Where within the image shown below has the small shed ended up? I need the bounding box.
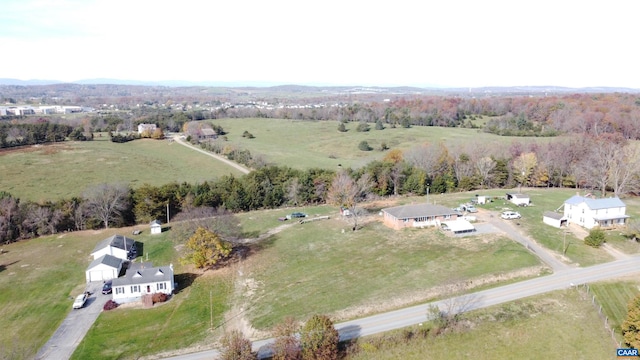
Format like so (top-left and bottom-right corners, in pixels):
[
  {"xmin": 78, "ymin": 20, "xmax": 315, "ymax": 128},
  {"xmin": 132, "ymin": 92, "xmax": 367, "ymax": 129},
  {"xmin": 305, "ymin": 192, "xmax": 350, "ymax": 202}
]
[
  {"xmin": 506, "ymin": 193, "xmax": 530, "ymax": 206},
  {"xmin": 441, "ymin": 219, "xmax": 476, "ymax": 234},
  {"xmin": 150, "ymin": 220, "xmax": 162, "ymax": 235},
  {"xmin": 543, "ymin": 211, "xmax": 567, "ymax": 228}
]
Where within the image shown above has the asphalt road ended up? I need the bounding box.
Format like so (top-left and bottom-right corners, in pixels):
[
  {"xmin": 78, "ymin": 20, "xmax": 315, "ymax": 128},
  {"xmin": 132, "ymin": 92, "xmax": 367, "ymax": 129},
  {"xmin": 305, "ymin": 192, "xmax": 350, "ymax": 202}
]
[
  {"xmin": 35, "ymin": 282, "xmax": 109, "ymax": 360},
  {"xmin": 163, "ymin": 256, "xmax": 640, "ymax": 360}
]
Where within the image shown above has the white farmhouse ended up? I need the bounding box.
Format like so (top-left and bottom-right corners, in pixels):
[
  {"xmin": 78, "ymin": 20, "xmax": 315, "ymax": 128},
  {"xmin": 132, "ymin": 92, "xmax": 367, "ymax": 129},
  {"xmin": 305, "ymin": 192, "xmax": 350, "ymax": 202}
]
[
  {"xmin": 111, "ymin": 263, "xmax": 175, "ymax": 303},
  {"xmin": 563, "ymin": 195, "xmax": 629, "ymax": 229}
]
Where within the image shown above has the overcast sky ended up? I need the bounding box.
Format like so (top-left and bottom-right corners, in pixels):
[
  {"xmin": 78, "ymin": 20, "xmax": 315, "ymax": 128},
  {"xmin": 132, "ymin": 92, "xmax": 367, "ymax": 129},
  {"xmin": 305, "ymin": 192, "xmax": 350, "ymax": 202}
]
[{"xmin": 1, "ymin": 0, "xmax": 638, "ymax": 88}]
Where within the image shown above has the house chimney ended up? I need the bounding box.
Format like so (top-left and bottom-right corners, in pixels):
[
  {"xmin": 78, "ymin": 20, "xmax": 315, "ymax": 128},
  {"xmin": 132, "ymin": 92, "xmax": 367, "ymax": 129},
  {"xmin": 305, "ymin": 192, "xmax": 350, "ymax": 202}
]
[{"xmin": 170, "ymin": 263, "xmax": 173, "ymax": 271}]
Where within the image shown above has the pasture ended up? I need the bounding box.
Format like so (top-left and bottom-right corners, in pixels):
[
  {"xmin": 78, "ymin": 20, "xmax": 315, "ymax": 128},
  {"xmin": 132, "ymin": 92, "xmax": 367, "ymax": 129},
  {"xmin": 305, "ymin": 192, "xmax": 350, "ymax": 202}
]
[
  {"xmin": 0, "ymin": 137, "xmax": 244, "ymax": 202},
  {"xmin": 239, "ymin": 217, "xmax": 542, "ymax": 330},
  {"xmin": 208, "ymin": 118, "xmax": 555, "ymax": 170},
  {"xmin": 347, "ymin": 289, "xmax": 615, "ymax": 360},
  {"xmin": 2, "ymin": 187, "xmax": 639, "ymax": 359}
]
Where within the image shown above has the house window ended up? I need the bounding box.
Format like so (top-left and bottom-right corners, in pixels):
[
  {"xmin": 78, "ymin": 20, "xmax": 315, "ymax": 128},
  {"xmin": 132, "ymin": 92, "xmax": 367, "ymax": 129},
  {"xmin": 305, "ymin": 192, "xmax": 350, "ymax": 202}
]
[
  {"xmin": 157, "ymin": 283, "xmax": 166, "ymax": 291},
  {"xmin": 115, "ymin": 287, "xmax": 124, "ymax": 295},
  {"xmin": 131, "ymin": 285, "xmax": 140, "ymax": 293}
]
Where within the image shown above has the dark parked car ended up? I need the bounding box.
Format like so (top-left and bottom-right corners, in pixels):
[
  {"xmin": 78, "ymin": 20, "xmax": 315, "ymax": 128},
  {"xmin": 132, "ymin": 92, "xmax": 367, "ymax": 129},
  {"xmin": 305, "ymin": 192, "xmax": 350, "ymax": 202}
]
[
  {"xmin": 102, "ymin": 280, "xmax": 113, "ymax": 295},
  {"xmin": 286, "ymin": 212, "xmax": 308, "ymax": 220}
]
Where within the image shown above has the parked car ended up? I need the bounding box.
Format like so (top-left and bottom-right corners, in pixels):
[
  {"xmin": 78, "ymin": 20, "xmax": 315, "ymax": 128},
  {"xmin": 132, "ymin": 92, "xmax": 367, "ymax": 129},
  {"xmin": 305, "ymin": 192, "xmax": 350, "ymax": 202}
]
[
  {"xmin": 452, "ymin": 207, "xmax": 463, "ymax": 216},
  {"xmin": 286, "ymin": 212, "xmax": 308, "ymax": 220},
  {"xmin": 102, "ymin": 280, "xmax": 112, "ymax": 295},
  {"xmin": 73, "ymin": 293, "xmax": 88, "ymax": 309},
  {"xmin": 501, "ymin": 211, "xmax": 522, "ymax": 220},
  {"xmin": 460, "ymin": 204, "xmax": 478, "ymax": 213}
]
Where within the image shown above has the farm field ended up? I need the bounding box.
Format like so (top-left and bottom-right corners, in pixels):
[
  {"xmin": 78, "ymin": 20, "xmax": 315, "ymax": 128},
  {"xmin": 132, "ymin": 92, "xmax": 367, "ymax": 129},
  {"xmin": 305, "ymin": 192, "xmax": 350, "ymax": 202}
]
[
  {"xmin": 589, "ymin": 281, "xmax": 640, "ymax": 342},
  {"xmin": 0, "ymin": 137, "xmax": 244, "ymax": 202},
  {"xmin": 3, "ymin": 188, "xmax": 639, "ymax": 359},
  {"xmin": 347, "ymin": 289, "xmax": 615, "ymax": 360},
  {"xmin": 240, "ymin": 218, "xmax": 542, "ymax": 330},
  {"xmin": 208, "ymin": 118, "xmax": 557, "ymax": 170}
]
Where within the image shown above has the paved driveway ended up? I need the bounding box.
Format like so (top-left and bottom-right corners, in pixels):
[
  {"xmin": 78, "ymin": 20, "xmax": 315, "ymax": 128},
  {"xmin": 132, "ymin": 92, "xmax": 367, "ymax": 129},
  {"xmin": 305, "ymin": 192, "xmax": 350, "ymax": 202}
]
[{"xmin": 35, "ymin": 282, "xmax": 110, "ymax": 360}]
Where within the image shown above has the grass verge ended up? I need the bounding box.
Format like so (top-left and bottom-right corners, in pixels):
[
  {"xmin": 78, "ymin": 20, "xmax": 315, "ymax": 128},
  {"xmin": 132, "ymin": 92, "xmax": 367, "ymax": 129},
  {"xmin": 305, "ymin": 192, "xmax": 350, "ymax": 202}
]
[{"xmin": 347, "ymin": 289, "xmax": 615, "ymax": 359}]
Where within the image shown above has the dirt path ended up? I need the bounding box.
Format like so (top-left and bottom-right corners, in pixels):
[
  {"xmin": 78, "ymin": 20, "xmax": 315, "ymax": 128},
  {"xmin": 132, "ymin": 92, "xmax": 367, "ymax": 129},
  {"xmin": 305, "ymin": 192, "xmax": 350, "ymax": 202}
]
[{"xmin": 172, "ymin": 136, "xmax": 250, "ymax": 175}]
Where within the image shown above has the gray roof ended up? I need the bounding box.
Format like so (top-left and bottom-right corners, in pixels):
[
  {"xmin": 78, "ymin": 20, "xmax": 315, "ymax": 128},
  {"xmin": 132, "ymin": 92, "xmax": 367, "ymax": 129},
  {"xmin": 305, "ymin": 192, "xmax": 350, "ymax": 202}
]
[
  {"xmin": 112, "ymin": 264, "xmax": 174, "ymax": 287},
  {"xmin": 565, "ymin": 195, "xmax": 626, "ymax": 210},
  {"xmin": 507, "ymin": 193, "xmax": 530, "ymax": 199},
  {"xmin": 543, "ymin": 211, "xmax": 564, "ymax": 220},
  {"xmin": 383, "ymin": 203, "xmax": 457, "ymax": 219},
  {"xmin": 150, "ymin": 220, "xmax": 162, "ymax": 226},
  {"xmin": 87, "ymin": 254, "xmax": 123, "ymax": 270},
  {"xmin": 91, "ymin": 234, "xmax": 135, "ymax": 254}
]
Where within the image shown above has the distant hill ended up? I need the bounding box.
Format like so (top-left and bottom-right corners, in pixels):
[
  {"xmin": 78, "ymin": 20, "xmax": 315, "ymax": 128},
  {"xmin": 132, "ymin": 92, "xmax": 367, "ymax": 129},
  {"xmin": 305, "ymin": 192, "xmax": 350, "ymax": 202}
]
[{"xmin": 0, "ymin": 78, "xmax": 637, "ymax": 93}]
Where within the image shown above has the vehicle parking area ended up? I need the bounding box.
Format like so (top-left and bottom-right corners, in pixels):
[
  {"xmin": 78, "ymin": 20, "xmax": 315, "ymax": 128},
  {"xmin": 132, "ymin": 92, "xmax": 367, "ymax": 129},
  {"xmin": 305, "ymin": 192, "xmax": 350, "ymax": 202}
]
[{"xmin": 35, "ymin": 281, "xmax": 110, "ymax": 360}]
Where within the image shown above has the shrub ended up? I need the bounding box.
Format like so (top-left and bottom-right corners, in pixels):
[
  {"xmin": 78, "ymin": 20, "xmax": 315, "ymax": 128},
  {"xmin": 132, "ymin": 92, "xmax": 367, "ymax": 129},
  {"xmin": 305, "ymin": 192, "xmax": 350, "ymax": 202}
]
[
  {"xmin": 103, "ymin": 300, "xmax": 119, "ymax": 311},
  {"xmin": 337, "ymin": 123, "xmax": 347, "ymax": 132},
  {"xmin": 356, "ymin": 122, "xmax": 370, "ymax": 132},
  {"xmin": 152, "ymin": 292, "xmax": 169, "ymax": 304},
  {"xmin": 358, "ymin": 141, "xmax": 372, "ymax": 151},
  {"xmin": 584, "ymin": 228, "xmax": 605, "ymax": 247}
]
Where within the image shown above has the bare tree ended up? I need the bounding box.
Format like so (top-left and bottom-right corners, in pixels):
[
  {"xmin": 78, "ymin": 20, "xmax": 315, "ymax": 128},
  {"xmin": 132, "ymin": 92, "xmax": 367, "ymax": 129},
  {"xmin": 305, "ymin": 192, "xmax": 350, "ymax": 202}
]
[
  {"xmin": 609, "ymin": 144, "xmax": 640, "ymax": 197},
  {"xmin": 83, "ymin": 183, "xmax": 130, "ymax": 229},
  {"xmin": 286, "ymin": 178, "xmax": 302, "ymax": 207},
  {"xmin": 219, "ymin": 330, "xmax": 255, "ymax": 360},
  {"xmin": 326, "ymin": 170, "xmax": 372, "ymax": 231},
  {"xmin": 271, "ymin": 317, "xmax": 301, "ymax": 360},
  {"xmin": 475, "ymin": 156, "xmax": 496, "ymax": 188}
]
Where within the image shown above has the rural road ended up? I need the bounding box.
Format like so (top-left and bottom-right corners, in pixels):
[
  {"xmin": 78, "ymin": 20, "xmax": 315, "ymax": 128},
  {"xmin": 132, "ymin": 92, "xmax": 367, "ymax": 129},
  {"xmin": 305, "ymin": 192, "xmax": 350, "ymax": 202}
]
[
  {"xmin": 163, "ymin": 255, "xmax": 640, "ymax": 360},
  {"xmin": 35, "ymin": 282, "xmax": 109, "ymax": 360},
  {"xmin": 172, "ymin": 135, "xmax": 250, "ymax": 175}
]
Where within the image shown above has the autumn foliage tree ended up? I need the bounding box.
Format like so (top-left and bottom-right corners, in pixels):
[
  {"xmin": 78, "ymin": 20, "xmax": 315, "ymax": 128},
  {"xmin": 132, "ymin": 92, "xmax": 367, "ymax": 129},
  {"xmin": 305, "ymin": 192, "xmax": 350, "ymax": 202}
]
[
  {"xmin": 300, "ymin": 315, "xmax": 339, "ymax": 360},
  {"xmin": 182, "ymin": 227, "xmax": 232, "ymax": 268},
  {"xmin": 272, "ymin": 317, "xmax": 302, "ymax": 360},
  {"xmin": 622, "ymin": 294, "xmax": 640, "ymax": 349},
  {"xmin": 219, "ymin": 330, "xmax": 255, "ymax": 360}
]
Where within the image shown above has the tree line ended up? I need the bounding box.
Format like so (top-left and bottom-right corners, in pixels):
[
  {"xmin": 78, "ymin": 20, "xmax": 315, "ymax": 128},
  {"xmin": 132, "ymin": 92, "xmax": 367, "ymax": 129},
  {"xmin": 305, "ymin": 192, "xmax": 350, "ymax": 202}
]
[
  {"xmin": 0, "ymin": 120, "xmax": 72, "ymax": 148},
  {"xmin": 2, "ymin": 131, "xmax": 639, "ymax": 244}
]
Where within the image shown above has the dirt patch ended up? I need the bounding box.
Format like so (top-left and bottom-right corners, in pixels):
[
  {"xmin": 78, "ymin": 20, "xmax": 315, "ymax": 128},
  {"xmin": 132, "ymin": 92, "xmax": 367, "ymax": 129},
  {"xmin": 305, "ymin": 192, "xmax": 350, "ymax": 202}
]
[{"xmin": 222, "ymin": 263, "xmax": 270, "ymax": 341}]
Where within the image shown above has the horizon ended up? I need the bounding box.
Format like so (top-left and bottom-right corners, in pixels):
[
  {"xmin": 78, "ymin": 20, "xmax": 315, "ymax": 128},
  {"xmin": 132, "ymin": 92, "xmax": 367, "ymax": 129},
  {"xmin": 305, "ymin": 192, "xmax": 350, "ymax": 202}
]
[
  {"xmin": 2, "ymin": 77, "xmax": 639, "ymax": 91},
  {"xmin": 2, "ymin": 0, "xmax": 639, "ymax": 89}
]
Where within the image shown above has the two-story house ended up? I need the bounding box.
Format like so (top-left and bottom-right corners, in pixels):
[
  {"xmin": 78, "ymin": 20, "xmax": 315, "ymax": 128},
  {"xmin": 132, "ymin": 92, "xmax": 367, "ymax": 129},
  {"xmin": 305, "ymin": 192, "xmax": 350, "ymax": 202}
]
[{"xmin": 563, "ymin": 195, "xmax": 629, "ymax": 229}]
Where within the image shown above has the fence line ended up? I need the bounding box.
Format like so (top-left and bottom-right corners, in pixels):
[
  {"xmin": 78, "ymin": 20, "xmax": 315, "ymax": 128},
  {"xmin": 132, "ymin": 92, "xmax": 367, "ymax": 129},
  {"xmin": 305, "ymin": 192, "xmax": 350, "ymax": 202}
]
[{"xmin": 581, "ymin": 283, "xmax": 621, "ymax": 348}]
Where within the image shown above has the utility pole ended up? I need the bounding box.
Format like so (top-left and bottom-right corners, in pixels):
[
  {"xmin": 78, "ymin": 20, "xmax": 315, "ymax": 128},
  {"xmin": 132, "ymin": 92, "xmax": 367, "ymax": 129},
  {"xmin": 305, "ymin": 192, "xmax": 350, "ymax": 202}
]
[
  {"xmin": 166, "ymin": 203, "xmax": 170, "ymax": 223},
  {"xmin": 563, "ymin": 231, "xmax": 568, "ymax": 255}
]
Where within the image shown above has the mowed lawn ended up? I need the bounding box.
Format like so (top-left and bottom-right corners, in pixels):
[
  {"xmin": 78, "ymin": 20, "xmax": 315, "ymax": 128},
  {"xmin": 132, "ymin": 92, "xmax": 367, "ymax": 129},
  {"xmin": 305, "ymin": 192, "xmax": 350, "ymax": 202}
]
[
  {"xmin": 432, "ymin": 188, "xmax": 624, "ymax": 266},
  {"xmin": 0, "ymin": 227, "xmax": 231, "ymax": 360},
  {"xmin": 209, "ymin": 118, "xmax": 554, "ymax": 170},
  {"xmin": 347, "ymin": 289, "xmax": 615, "ymax": 360},
  {"xmin": 242, "ymin": 218, "xmax": 542, "ymax": 330},
  {"xmin": 0, "ymin": 137, "xmax": 244, "ymax": 202}
]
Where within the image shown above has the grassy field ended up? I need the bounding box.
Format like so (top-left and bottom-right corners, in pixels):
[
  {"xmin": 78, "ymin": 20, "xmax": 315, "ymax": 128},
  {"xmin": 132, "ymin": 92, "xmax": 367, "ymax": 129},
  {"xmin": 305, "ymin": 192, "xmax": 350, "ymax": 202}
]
[
  {"xmin": 347, "ymin": 289, "xmax": 615, "ymax": 360},
  {"xmin": 241, "ymin": 217, "xmax": 542, "ymax": 330},
  {"xmin": 209, "ymin": 118, "xmax": 555, "ymax": 170},
  {"xmin": 590, "ymin": 281, "xmax": 640, "ymax": 339},
  {"xmin": 462, "ymin": 187, "xmax": 618, "ymax": 266},
  {"xmin": 2, "ymin": 189, "xmax": 637, "ymax": 359},
  {"xmin": 0, "ymin": 226, "xmax": 231, "ymax": 360},
  {"xmin": 0, "ymin": 137, "xmax": 244, "ymax": 202}
]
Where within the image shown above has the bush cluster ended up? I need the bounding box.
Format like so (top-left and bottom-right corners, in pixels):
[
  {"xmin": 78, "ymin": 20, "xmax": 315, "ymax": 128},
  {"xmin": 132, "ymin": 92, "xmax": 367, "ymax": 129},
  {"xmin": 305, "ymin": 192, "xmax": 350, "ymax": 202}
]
[
  {"xmin": 103, "ymin": 300, "xmax": 119, "ymax": 311},
  {"xmin": 152, "ymin": 293, "xmax": 169, "ymax": 304}
]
